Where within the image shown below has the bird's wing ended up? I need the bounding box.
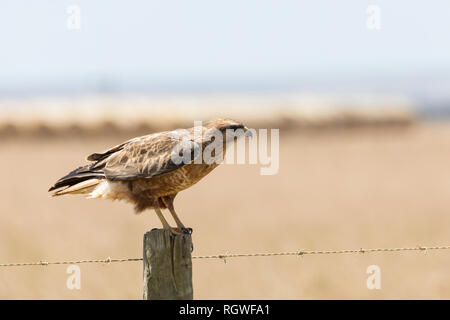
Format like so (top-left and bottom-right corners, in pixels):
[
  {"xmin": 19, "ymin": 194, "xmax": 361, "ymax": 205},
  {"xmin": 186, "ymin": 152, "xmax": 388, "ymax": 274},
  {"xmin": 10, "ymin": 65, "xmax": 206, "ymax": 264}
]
[{"xmin": 88, "ymin": 131, "xmax": 201, "ymax": 181}]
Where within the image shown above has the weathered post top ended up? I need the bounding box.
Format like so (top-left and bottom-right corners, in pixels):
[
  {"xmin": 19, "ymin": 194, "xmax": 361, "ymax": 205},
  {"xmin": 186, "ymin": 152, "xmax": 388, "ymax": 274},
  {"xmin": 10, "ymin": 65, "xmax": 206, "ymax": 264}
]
[{"xmin": 143, "ymin": 229, "xmax": 193, "ymax": 300}]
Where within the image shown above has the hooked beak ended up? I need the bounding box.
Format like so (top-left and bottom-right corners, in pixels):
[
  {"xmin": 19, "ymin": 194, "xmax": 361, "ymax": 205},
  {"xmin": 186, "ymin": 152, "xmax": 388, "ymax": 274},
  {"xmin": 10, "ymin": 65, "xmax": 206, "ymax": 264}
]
[{"xmin": 244, "ymin": 126, "xmax": 253, "ymax": 138}]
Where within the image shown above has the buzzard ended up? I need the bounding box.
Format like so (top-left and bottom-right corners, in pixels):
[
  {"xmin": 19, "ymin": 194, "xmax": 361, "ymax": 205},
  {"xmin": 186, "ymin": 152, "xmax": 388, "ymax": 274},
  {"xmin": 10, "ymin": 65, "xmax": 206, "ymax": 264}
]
[{"xmin": 49, "ymin": 118, "xmax": 251, "ymax": 234}]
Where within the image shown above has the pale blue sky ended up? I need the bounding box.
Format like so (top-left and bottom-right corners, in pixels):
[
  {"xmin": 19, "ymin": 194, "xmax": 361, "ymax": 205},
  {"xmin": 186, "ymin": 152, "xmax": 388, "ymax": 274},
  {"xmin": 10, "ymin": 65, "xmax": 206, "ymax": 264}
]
[{"xmin": 1, "ymin": 0, "xmax": 450, "ymax": 95}]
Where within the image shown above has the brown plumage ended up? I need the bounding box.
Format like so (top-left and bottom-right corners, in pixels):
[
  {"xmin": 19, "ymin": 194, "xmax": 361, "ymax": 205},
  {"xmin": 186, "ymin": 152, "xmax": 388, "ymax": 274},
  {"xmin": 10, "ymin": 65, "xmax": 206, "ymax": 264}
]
[{"xmin": 49, "ymin": 118, "xmax": 251, "ymax": 233}]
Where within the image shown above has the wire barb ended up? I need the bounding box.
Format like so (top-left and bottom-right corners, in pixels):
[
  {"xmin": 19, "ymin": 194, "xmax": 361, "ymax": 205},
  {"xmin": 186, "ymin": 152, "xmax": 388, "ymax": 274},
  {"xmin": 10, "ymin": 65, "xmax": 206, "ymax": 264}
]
[{"xmin": 218, "ymin": 251, "xmax": 229, "ymax": 264}]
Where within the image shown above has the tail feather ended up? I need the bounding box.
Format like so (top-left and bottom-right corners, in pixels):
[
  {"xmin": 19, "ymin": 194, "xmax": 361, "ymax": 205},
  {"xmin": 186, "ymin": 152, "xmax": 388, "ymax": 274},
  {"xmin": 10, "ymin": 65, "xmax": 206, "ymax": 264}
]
[
  {"xmin": 51, "ymin": 178, "xmax": 102, "ymax": 197},
  {"xmin": 49, "ymin": 165, "xmax": 105, "ymax": 196}
]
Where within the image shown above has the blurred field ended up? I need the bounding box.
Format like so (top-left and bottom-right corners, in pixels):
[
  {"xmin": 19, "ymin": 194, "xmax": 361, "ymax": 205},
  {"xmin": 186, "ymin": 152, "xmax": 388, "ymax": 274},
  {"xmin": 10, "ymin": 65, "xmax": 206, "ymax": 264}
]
[
  {"xmin": 2, "ymin": 121, "xmax": 450, "ymax": 299},
  {"xmin": 0, "ymin": 94, "xmax": 415, "ymax": 139}
]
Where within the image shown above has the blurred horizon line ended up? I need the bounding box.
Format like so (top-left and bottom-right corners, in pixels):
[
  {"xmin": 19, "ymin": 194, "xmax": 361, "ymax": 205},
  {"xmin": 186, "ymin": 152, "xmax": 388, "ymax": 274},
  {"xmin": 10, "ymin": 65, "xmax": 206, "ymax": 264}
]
[{"xmin": 1, "ymin": 73, "xmax": 450, "ymax": 118}]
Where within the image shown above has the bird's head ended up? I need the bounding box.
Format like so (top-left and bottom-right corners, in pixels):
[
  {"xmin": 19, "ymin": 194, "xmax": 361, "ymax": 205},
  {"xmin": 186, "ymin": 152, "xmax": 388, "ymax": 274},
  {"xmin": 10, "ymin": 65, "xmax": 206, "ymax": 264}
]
[{"xmin": 206, "ymin": 118, "xmax": 252, "ymax": 141}]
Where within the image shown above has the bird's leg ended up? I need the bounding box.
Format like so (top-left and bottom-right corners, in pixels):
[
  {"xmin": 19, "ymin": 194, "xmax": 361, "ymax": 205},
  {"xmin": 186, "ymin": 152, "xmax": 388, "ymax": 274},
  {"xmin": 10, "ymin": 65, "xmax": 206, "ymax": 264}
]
[
  {"xmin": 153, "ymin": 206, "xmax": 171, "ymax": 230},
  {"xmin": 162, "ymin": 195, "xmax": 191, "ymax": 234},
  {"xmin": 153, "ymin": 199, "xmax": 180, "ymax": 235}
]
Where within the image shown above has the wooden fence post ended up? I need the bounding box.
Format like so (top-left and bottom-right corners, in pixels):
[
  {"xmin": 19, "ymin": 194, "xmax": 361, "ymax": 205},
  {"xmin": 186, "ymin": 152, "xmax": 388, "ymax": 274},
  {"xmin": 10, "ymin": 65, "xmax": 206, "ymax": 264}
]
[{"xmin": 143, "ymin": 229, "xmax": 193, "ymax": 300}]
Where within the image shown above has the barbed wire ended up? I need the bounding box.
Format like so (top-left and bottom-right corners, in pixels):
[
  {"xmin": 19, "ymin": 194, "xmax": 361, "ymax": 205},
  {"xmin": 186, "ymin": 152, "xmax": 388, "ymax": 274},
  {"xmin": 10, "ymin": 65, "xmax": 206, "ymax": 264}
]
[
  {"xmin": 0, "ymin": 257, "xmax": 142, "ymax": 267},
  {"xmin": 1, "ymin": 245, "xmax": 450, "ymax": 268}
]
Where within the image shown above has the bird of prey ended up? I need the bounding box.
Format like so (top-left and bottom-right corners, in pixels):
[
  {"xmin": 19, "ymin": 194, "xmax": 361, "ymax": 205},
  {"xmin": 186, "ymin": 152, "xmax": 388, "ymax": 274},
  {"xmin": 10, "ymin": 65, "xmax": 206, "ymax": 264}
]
[{"xmin": 49, "ymin": 118, "xmax": 252, "ymax": 234}]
